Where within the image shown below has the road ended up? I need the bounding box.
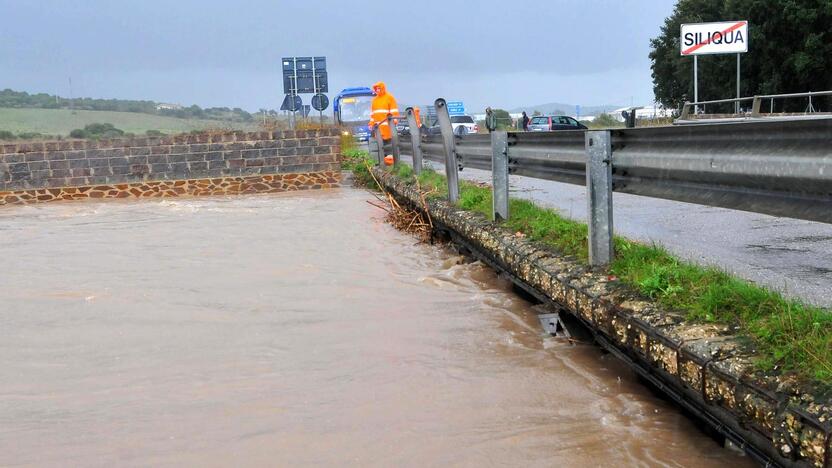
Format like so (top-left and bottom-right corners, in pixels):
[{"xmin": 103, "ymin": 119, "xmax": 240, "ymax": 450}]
[{"xmin": 428, "ymin": 163, "xmax": 832, "ymax": 308}]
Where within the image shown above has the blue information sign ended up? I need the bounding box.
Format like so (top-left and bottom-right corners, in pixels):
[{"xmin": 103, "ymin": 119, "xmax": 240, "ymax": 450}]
[{"xmin": 446, "ymin": 101, "xmax": 465, "ymax": 116}]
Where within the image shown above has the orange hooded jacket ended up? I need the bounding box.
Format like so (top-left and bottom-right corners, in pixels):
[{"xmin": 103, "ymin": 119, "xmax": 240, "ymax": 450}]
[{"xmin": 368, "ymin": 81, "xmax": 399, "ymax": 140}]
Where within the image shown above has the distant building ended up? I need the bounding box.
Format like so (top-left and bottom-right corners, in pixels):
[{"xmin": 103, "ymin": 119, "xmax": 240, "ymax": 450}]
[{"xmin": 156, "ymin": 103, "xmax": 183, "ymax": 111}]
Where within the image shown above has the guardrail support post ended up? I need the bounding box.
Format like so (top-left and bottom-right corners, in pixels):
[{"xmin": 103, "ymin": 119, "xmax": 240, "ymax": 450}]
[
  {"xmin": 435, "ymin": 98, "xmax": 459, "ymax": 204},
  {"xmin": 387, "ymin": 113, "xmax": 400, "ymax": 166},
  {"xmin": 491, "ymin": 130, "xmax": 509, "ymax": 221},
  {"xmin": 751, "ymin": 96, "xmax": 762, "ymax": 117},
  {"xmin": 586, "ymin": 130, "xmax": 613, "ymax": 266},
  {"xmin": 405, "ymin": 107, "xmax": 422, "ymax": 175},
  {"xmin": 372, "ymin": 126, "xmax": 385, "ymax": 166}
]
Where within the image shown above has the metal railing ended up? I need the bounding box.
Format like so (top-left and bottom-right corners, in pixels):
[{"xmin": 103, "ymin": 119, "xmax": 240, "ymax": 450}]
[
  {"xmin": 381, "ymin": 97, "xmax": 832, "ymax": 266},
  {"xmin": 678, "ymin": 90, "xmax": 832, "ymax": 121}
]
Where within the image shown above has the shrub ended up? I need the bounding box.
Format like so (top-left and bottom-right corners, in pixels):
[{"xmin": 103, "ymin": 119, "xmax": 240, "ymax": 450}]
[
  {"xmin": 0, "ymin": 130, "xmax": 16, "ymax": 140},
  {"xmin": 17, "ymin": 132, "xmax": 44, "ymax": 140},
  {"xmin": 69, "ymin": 123, "xmax": 126, "ymax": 139}
]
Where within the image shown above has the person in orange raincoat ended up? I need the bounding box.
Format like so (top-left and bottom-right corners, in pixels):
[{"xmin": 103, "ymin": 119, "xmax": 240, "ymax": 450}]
[
  {"xmin": 413, "ymin": 106, "xmax": 423, "ymax": 129},
  {"xmin": 368, "ymin": 81, "xmax": 399, "ymax": 140}
]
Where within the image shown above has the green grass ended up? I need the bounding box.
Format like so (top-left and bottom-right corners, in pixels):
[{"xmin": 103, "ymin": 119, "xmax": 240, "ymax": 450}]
[
  {"xmin": 389, "ymin": 166, "xmax": 832, "ymax": 384},
  {"xmin": 0, "ymin": 107, "xmax": 255, "ymax": 138},
  {"xmin": 341, "ymin": 148, "xmax": 378, "ymax": 189}
]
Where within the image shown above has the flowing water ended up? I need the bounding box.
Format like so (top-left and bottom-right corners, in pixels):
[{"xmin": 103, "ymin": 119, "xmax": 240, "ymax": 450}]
[{"xmin": 0, "ymin": 188, "xmax": 754, "ymax": 467}]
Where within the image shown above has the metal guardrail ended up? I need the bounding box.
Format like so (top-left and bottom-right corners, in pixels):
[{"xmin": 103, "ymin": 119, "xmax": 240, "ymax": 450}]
[
  {"xmin": 679, "ymin": 89, "xmax": 832, "ymax": 120},
  {"xmin": 380, "ymin": 98, "xmax": 832, "ymax": 265}
]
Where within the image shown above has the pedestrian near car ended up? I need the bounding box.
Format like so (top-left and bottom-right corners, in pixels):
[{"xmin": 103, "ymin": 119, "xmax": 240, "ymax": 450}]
[
  {"xmin": 485, "ymin": 107, "xmax": 497, "ymax": 133},
  {"xmin": 521, "ymin": 111, "xmax": 530, "ymax": 131}
]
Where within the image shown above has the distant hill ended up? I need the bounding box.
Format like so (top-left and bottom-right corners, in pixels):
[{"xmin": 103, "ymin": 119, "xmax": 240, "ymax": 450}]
[
  {"xmin": 0, "ymin": 107, "xmax": 256, "ymax": 139},
  {"xmin": 510, "ymin": 102, "xmax": 623, "ymax": 117},
  {"xmin": 0, "ymin": 88, "xmax": 259, "ymax": 124}
]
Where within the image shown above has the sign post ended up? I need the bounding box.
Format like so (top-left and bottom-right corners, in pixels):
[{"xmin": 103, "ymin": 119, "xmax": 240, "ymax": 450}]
[
  {"xmin": 282, "ymin": 56, "xmax": 328, "ymax": 129},
  {"xmin": 694, "ymin": 55, "xmax": 698, "ymax": 111},
  {"xmin": 680, "ymin": 21, "xmax": 748, "ymax": 114}
]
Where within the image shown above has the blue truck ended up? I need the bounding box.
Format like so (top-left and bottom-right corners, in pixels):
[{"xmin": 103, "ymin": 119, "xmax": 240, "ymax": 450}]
[{"xmin": 333, "ymin": 87, "xmax": 374, "ymax": 142}]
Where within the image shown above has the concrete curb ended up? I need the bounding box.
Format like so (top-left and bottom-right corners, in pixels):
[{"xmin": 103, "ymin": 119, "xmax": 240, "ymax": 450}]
[{"xmin": 374, "ymin": 168, "xmax": 832, "ymax": 468}]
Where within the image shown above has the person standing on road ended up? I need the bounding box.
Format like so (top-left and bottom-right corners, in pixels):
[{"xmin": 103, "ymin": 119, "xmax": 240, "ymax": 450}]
[
  {"xmin": 368, "ymin": 81, "xmax": 399, "ymax": 141},
  {"xmin": 367, "ymin": 81, "xmax": 400, "ymax": 165},
  {"xmin": 521, "ymin": 111, "xmax": 530, "ymax": 131},
  {"xmin": 485, "ymin": 107, "xmax": 497, "ymax": 133}
]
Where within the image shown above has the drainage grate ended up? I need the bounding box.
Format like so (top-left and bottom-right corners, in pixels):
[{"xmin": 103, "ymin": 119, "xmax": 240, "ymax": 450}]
[{"xmin": 537, "ymin": 312, "xmax": 571, "ymax": 338}]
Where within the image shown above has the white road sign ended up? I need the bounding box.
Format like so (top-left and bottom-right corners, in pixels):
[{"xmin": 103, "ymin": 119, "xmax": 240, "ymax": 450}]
[{"xmin": 680, "ymin": 21, "xmax": 748, "ymax": 56}]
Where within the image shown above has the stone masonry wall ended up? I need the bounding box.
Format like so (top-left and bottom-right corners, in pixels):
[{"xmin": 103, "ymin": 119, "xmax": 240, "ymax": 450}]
[{"xmin": 0, "ymin": 129, "xmax": 341, "ymax": 205}]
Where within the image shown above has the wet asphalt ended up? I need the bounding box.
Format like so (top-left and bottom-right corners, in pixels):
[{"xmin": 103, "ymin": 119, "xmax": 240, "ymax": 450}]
[{"xmin": 433, "ymin": 163, "xmax": 832, "ymax": 308}]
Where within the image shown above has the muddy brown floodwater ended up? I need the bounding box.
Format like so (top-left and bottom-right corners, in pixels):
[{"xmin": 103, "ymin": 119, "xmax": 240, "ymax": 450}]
[{"xmin": 0, "ymin": 188, "xmax": 755, "ymax": 467}]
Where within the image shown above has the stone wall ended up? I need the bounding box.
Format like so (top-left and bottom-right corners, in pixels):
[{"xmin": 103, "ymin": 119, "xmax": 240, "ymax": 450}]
[{"xmin": 0, "ymin": 129, "xmax": 341, "ymax": 205}]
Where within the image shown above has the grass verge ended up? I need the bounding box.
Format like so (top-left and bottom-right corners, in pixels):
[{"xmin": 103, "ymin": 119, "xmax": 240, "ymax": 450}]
[
  {"xmin": 340, "ymin": 148, "xmax": 378, "ymax": 189},
  {"xmin": 386, "ymin": 164, "xmax": 832, "ymax": 385}
]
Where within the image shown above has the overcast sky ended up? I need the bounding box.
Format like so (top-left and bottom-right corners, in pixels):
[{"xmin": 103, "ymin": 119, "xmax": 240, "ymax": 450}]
[{"xmin": 0, "ymin": 0, "xmax": 676, "ymax": 113}]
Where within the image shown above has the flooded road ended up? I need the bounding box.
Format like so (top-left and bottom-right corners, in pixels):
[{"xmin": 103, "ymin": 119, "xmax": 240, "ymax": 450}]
[{"xmin": 0, "ymin": 189, "xmax": 753, "ymax": 467}]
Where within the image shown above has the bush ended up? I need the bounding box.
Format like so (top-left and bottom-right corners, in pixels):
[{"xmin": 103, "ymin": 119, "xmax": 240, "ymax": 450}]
[
  {"xmin": 69, "ymin": 123, "xmax": 125, "ymax": 139},
  {"xmin": 0, "ymin": 130, "xmax": 16, "ymax": 140},
  {"xmin": 145, "ymin": 130, "xmax": 165, "ymax": 136},
  {"xmin": 589, "ymin": 113, "xmax": 624, "ymax": 129},
  {"xmin": 17, "ymin": 132, "xmax": 44, "ymax": 140}
]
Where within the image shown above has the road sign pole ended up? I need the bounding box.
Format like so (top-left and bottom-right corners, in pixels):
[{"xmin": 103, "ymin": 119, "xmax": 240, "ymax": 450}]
[
  {"xmin": 693, "ymin": 55, "xmax": 699, "ymax": 114},
  {"xmin": 736, "ymin": 53, "xmax": 741, "ymax": 114},
  {"xmin": 291, "ymin": 58, "xmax": 298, "ymax": 130}
]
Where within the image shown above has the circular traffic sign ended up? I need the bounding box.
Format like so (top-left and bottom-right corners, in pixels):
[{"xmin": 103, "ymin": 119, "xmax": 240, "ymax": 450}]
[{"xmin": 311, "ymin": 93, "xmax": 329, "ymax": 112}]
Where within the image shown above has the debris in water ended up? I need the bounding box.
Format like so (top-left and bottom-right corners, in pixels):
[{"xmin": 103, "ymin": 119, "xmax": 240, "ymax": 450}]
[{"xmin": 366, "ymin": 165, "xmax": 434, "ymax": 243}]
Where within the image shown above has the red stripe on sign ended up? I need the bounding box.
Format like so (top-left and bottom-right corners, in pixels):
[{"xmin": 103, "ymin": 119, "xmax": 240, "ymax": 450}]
[{"xmin": 682, "ymin": 21, "xmax": 746, "ymax": 55}]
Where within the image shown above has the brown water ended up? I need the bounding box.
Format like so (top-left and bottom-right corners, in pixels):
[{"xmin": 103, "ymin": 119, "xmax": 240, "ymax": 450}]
[{"xmin": 0, "ymin": 189, "xmax": 754, "ymax": 467}]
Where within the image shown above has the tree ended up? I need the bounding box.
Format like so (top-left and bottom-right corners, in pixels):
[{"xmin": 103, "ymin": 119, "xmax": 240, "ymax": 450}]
[
  {"xmin": 650, "ymin": 0, "xmax": 832, "ymax": 112},
  {"xmin": 532, "ymin": 110, "xmax": 541, "ymax": 116},
  {"xmin": 70, "ymin": 123, "xmax": 125, "ymax": 139}
]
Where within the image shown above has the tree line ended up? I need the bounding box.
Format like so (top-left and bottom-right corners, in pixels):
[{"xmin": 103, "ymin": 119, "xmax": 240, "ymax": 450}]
[
  {"xmin": 650, "ymin": 0, "xmax": 832, "ymax": 112},
  {"xmin": 0, "ymin": 89, "xmax": 258, "ymax": 123}
]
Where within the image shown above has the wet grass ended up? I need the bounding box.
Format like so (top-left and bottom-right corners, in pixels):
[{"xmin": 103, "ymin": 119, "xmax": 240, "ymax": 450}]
[
  {"xmin": 388, "ymin": 165, "xmax": 832, "ymax": 384},
  {"xmin": 340, "ymin": 149, "xmax": 378, "ymax": 189}
]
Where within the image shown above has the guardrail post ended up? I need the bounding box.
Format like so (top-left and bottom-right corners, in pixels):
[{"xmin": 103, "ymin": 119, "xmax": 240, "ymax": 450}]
[
  {"xmin": 491, "ymin": 130, "xmax": 509, "ymax": 221},
  {"xmin": 585, "ymin": 130, "xmax": 613, "ymax": 266},
  {"xmin": 387, "ymin": 113, "xmax": 400, "ymax": 165},
  {"xmin": 405, "ymin": 107, "xmax": 422, "ymax": 175},
  {"xmin": 751, "ymin": 96, "xmax": 762, "ymax": 117},
  {"xmin": 373, "ymin": 126, "xmax": 385, "ymax": 165},
  {"xmin": 435, "ymin": 98, "xmax": 460, "ymax": 204}
]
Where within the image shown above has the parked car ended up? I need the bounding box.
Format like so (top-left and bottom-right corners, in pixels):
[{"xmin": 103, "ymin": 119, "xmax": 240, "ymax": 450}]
[
  {"xmin": 528, "ymin": 115, "xmax": 587, "ymax": 131},
  {"xmin": 422, "ymin": 115, "xmax": 477, "ymax": 137},
  {"xmin": 396, "ymin": 121, "xmax": 410, "ymax": 136},
  {"xmin": 450, "ymin": 115, "xmax": 478, "ymax": 134}
]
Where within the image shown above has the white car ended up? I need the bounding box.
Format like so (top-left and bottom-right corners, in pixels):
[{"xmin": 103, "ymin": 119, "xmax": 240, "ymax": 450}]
[{"xmin": 450, "ymin": 115, "xmax": 478, "ymax": 135}]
